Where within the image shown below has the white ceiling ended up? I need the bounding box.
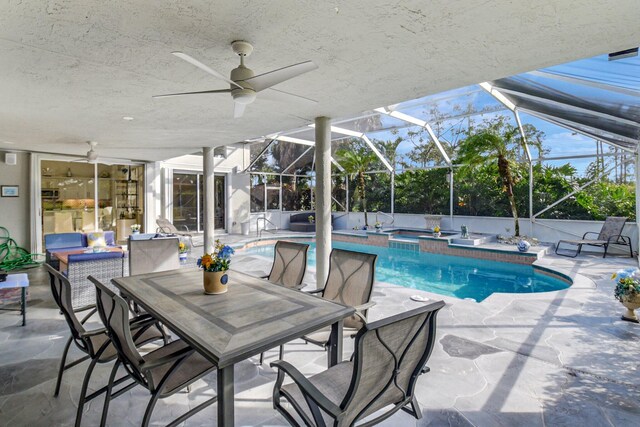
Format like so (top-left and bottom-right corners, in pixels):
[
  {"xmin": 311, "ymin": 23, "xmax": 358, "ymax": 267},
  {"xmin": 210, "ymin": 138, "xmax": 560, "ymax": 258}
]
[{"xmin": 0, "ymin": 1, "xmax": 638, "ymax": 161}]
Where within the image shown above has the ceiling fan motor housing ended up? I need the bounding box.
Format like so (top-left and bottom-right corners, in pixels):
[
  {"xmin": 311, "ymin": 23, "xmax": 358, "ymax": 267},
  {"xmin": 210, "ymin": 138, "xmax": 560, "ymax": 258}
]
[{"xmin": 230, "ymin": 65, "xmax": 256, "ymax": 104}]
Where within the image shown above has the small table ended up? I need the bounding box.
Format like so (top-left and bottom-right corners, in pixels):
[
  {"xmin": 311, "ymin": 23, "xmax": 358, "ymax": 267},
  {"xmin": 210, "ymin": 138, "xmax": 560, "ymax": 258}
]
[
  {"xmin": 113, "ymin": 269, "xmax": 354, "ymax": 426},
  {"xmin": 0, "ymin": 273, "xmax": 29, "ymax": 326}
]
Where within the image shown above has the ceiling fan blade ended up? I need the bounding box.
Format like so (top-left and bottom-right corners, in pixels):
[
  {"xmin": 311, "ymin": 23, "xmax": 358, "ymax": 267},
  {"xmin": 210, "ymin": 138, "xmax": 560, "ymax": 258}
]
[
  {"xmin": 233, "ymin": 102, "xmax": 246, "ymax": 119},
  {"xmin": 153, "ymin": 89, "xmax": 231, "ymax": 98},
  {"xmin": 172, "ymin": 52, "xmax": 243, "ymax": 89},
  {"xmin": 244, "ymin": 60, "xmax": 318, "ymax": 92},
  {"xmin": 264, "ymin": 87, "xmax": 318, "ymax": 104}
]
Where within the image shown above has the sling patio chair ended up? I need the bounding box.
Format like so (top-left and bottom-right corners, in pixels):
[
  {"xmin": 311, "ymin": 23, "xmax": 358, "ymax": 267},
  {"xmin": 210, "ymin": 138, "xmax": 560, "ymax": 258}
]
[
  {"xmin": 258, "ymin": 240, "xmax": 310, "ymax": 364},
  {"xmin": 90, "ymin": 276, "xmax": 218, "ymax": 427},
  {"xmin": 44, "ymin": 265, "xmax": 166, "ymax": 427},
  {"xmin": 271, "ymin": 300, "xmax": 445, "ymax": 426},
  {"xmin": 555, "ymin": 216, "xmax": 633, "ymax": 258},
  {"xmin": 269, "ymin": 249, "xmax": 377, "ymax": 365},
  {"xmin": 155, "ymin": 217, "xmax": 196, "ymax": 248}
]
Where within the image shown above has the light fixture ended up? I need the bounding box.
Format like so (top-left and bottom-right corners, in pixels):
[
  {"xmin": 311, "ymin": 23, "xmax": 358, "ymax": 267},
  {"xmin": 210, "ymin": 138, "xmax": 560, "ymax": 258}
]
[{"xmin": 122, "ymin": 116, "xmax": 135, "ymax": 121}]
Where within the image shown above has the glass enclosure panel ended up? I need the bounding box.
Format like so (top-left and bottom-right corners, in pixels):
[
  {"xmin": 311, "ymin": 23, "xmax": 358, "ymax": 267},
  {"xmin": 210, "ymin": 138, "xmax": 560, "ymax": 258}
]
[
  {"xmin": 250, "ymin": 174, "xmax": 266, "ymax": 212},
  {"xmin": 394, "ymin": 169, "xmax": 450, "ymax": 214},
  {"xmin": 173, "ymin": 173, "xmax": 198, "ymax": 232},
  {"xmin": 331, "ymin": 175, "xmax": 347, "ymax": 211},
  {"xmin": 214, "ymin": 175, "xmax": 226, "ymax": 229}
]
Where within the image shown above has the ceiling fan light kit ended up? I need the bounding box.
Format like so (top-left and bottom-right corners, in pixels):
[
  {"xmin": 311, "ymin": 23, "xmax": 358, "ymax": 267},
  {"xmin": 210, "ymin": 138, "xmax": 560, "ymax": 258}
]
[{"xmin": 154, "ymin": 40, "xmax": 318, "ymax": 118}]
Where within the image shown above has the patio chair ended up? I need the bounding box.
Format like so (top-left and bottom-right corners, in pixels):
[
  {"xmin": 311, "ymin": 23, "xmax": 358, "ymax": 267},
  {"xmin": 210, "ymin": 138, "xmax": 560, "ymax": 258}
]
[
  {"xmin": 267, "ymin": 249, "xmax": 377, "ymax": 365},
  {"xmin": 90, "ymin": 276, "xmax": 218, "ymax": 427},
  {"xmin": 264, "ymin": 241, "xmax": 310, "ymax": 289},
  {"xmin": 271, "ymin": 300, "xmax": 445, "ymax": 426},
  {"xmin": 258, "ymin": 240, "xmax": 310, "ymax": 364},
  {"xmin": 44, "ymin": 265, "xmax": 166, "ymax": 427},
  {"xmin": 302, "ymin": 249, "xmax": 377, "ymax": 347},
  {"xmin": 555, "ymin": 216, "xmax": 633, "ymax": 258},
  {"xmin": 156, "ymin": 217, "xmax": 196, "ymax": 248}
]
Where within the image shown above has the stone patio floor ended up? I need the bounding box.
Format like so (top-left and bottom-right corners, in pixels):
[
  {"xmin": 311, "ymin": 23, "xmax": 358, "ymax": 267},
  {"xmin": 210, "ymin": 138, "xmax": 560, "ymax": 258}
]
[{"xmin": 1, "ymin": 232, "xmax": 640, "ymax": 426}]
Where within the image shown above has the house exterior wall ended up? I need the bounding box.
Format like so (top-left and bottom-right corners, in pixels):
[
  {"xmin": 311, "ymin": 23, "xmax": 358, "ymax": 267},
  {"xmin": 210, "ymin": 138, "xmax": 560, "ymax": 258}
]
[{"xmin": 0, "ymin": 151, "xmax": 31, "ymax": 248}]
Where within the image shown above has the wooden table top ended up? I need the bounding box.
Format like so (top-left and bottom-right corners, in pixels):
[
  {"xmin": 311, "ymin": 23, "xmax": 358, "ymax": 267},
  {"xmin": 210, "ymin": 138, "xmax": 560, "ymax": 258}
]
[{"xmin": 112, "ymin": 269, "xmax": 354, "ymax": 368}]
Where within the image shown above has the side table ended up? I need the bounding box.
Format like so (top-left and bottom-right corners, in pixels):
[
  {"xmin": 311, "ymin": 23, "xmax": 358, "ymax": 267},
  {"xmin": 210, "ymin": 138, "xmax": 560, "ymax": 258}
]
[{"xmin": 0, "ymin": 273, "xmax": 29, "ymax": 326}]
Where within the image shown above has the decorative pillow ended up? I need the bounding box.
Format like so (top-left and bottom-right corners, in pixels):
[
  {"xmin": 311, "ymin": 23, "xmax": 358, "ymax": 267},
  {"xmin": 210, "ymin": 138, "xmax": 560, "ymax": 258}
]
[{"xmin": 86, "ymin": 232, "xmax": 107, "ymax": 247}]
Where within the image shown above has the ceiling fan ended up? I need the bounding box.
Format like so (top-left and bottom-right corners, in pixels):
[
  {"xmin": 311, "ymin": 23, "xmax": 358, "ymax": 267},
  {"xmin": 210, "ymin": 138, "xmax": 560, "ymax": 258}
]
[
  {"xmin": 71, "ymin": 141, "xmax": 99, "ymax": 163},
  {"xmin": 153, "ymin": 41, "xmax": 318, "ymax": 118}
]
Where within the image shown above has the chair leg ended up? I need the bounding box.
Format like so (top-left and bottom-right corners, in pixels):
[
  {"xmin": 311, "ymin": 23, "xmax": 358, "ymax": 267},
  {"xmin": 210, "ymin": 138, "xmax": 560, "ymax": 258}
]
[
  {"xmin": 603, "ymin": 244, "xmax": 608, "ymax": 258},
  {"xmin": 75, "ymin": 357, "xmax": 99, "ymax": 427},
  {"xmin": 100, "ymin": 360, "xmax": 120, "ymax": 427},
  {"xmin": 629, "ymin": 241, "xmax": 634, "ymax": 258},
  {"xmin": 54, "ymin": 336, "xmax": 74, "ymax": 397},
  {"xmin": 142, "ymin": 391, "xmax": 161, "ymax": 427},
  {"xmin": 400, "ymin": 396, "xmax": 422, "ymax": 420},
  {"xmin": 259, "ymin": 352, "xmax": 265, "ymax": 365},
  {"xmin": 279, "ymin": 344, "xmax": 284, "ymax": 360}
]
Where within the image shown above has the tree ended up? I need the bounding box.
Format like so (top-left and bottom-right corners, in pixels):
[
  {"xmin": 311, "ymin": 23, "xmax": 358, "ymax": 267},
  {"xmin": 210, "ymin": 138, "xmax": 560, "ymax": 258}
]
[
  {"xmin": 336, "ymin": 143, "xmax": 378, "ymax": 226},
  {"xmin": 455, "ymin": 116, "xmax": 543, "ymax": 236}
]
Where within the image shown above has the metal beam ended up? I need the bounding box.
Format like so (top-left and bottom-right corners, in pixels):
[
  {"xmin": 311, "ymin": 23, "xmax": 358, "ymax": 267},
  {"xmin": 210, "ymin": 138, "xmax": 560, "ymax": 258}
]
[
  {"xmin": 479, "ymin": 82, "xmax": 516, "ymax": 111},
  {"xmin": 519, "ymin": 108, "xmax": 638, "ymax": 151},
  {"xmin": 374, "ymin": 107, "xmax": 452, "ymax": 165},
  {"xmin": 282, "ymin": 146, "xmax": 313, "ymax": 174},
  {"xmin": 529, "ymin": 70, "xmax": 640, "ymax": 98},
  {"xmin": 495, "ymin": 86, "xmax": 639, "ymax": 127}
]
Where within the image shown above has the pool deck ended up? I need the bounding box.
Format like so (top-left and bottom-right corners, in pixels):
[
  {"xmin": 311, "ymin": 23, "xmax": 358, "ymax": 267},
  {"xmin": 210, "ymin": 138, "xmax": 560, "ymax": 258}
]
[{"xmin": 2, "ymin": 231, "xmax": 640, "ymax": 425}]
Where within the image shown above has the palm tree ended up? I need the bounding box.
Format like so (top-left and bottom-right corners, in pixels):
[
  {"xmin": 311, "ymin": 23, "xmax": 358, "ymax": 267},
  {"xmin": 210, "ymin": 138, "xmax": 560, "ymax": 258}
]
[
  {"xmin": 456, "ymin": 116, "xmax": 543, "ymax": 236},
  {"xmin": 336, "ymin": 145, "xmax": 377, "ymax": 226}
]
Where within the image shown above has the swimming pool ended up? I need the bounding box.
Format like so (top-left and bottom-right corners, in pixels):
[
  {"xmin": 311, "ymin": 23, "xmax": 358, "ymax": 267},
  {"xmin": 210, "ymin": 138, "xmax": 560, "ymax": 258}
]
[{"xmin": 240, "ymin": 240, "xmax": 569, "ymax": 302}]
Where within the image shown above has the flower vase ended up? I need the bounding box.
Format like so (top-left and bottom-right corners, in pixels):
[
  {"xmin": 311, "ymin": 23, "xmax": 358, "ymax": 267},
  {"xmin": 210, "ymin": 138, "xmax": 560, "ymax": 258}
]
[
  {"xmin": 620, "ymin": 295, "xmax": 640, "ymax": 323},
  {"xmin": 203, "ymin": 271, "xmax": 229, "ymax": 295},
  {"xmin": 179, "ymin": 252, "xmax": 188, "ymax": 263},
  {"xmin": 434, "ymin": 232, "xmax": 441, "ymax": 238},
  {"xmin": 132, "ymin": 230, "xmax": 140, "ymax": 235}
]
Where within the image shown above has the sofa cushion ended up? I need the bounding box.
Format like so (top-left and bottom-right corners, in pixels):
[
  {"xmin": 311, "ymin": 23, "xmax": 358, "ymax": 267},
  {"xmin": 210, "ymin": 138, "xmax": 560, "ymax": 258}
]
[
  {"xmin": 104, "ymin": 231, "xmax": 116, "ymax": 246},
  {"xmin": 68, "ymin": 252, "xmax": 123, "ymax": 262},
  {"xmin": 44, "ymin": 233, "xmax": 84, "ymax": 250}
]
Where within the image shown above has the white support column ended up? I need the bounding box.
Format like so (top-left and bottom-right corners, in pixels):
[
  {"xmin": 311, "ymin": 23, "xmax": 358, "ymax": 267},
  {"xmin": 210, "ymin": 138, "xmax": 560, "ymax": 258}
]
[
  {"xmin": 315, "ymin": 116, "xmax": 332, "ymax": 288},
  {"xmin": 203, "ymin": 147, "xmax": 215, "ymax": 254}
]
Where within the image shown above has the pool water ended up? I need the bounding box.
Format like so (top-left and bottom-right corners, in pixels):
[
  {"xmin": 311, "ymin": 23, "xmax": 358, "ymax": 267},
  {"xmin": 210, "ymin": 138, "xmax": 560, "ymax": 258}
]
[{"xmin": 240, "ymin": 241, "xmax": 569, "ymax": 302}]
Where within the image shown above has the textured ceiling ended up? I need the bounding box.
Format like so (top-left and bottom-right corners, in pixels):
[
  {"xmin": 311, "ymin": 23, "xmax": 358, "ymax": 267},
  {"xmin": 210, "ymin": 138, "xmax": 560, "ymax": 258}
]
[{"xmin": 0, "ymin": 1, "xmax": 638, "ymax": 161}]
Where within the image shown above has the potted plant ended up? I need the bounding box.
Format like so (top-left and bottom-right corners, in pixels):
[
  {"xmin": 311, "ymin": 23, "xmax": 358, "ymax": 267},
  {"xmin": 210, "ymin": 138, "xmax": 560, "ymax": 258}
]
[
  {"xmin": 308, "ymin": 215, "xmax": 315, "ymax": 224},
  {"xmin": 178, "ymin": 241, "xmax": 188, "ymax": 262},
  {"xmin": 197, "ymin": 240, "xmax": 235, "ymax": 295},
  {"xmin": 612, "ymin": 268, "xmax": 640, "ymax": 322},
  {"xmin": 374, "ymin": 221, "xmax": 383, "ymax": 232},
  {"xmin": 433, "ymin": 226, "xmax": 441, "ymax": 238},
  {"xmin": 130, "ymin": 224, "xmax": 141, "ymax": 234}
]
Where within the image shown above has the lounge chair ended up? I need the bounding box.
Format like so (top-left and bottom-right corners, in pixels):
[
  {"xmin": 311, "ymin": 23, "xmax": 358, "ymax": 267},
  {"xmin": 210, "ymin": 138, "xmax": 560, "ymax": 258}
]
[
  {"xmin": 155, "ymin": 218, "xmax": 196, "ymax": 248},
  {"xmin": 271, "ymin": 301, "xmax": 445, "ymax": 426},
  {"xmin": 555, "ymin": 216, "xmax": 633, "ymax": 258},
  {"xmin": 90, "ymin": 276, "xmax": 218, "ymax": 427}
]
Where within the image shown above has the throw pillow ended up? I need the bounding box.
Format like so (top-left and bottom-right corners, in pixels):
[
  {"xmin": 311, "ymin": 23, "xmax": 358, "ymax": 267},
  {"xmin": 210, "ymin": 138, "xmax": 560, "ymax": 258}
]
[{"xmin": 86, "ymin": 232, "xmax": 107, "ymax": 247}]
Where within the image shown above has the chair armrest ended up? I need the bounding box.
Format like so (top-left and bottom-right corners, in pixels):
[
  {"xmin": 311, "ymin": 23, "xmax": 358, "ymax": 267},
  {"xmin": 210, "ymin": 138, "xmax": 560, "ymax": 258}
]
[
  {"xmin": 354, "ymin": 301, "xmax": 376, "ymax": 312},
  {"xmin": 305, "ymin": 287, "xmax": 325, "ymax": 295},
  {"xmin": 80, "ymin": 327, "xmax": 107, "ymax": 339},
  {"xmin": 129, "ymin": 315, "xmax": 160, "ymax": 330},
  {"xmin": 260, "ymin": 274, "xmax": 269, "ymax": 279},
  {"xmin": 141, "ymin": 345, "xmax": 195, "ymax": 371},
  {"xmin": 270, "ymin": 360, "xmax": 341, "ymax": 417},
  {"xmin": 582, "ymin": 231, "xmax": 600, "ymax": 239},
  {"xmin": 607, "ymin": 234, "xmax": 624, "ymax": 243}
]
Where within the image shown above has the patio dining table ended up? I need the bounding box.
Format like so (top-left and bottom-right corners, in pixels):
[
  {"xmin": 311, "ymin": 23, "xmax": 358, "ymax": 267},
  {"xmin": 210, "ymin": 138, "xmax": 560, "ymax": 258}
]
[{"xmin": 112, "ymin": 268, "xmax": 355, "ymax": 426}]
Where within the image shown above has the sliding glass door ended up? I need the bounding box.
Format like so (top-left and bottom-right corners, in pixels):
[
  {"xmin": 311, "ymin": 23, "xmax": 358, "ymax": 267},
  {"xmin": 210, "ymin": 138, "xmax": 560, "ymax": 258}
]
[{"xmin": 173, "ymin": 172, "xmax": 225, "ymax": 232}]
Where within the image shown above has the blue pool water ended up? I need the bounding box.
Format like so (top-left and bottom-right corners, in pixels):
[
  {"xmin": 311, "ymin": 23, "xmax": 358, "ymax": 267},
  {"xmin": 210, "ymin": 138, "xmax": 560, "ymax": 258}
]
[{"xmin": 240, "ymin": 241, "xmax": 569, "ymax": 302}]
